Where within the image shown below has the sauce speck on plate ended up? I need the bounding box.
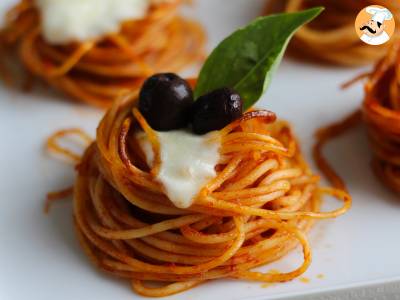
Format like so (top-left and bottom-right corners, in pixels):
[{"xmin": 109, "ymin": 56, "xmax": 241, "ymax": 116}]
[{"xmin": 299, "ymin": 277, "xmax": 310, "ymax": 283}]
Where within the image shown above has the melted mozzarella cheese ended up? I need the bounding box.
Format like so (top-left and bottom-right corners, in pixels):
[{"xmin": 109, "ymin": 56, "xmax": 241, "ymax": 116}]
[
  {"xmin": 35, "ymin": 0, "xmax": 152, "ymax": 44},
  {"xmin": 136, "ymin": 130, "xmax": 221, "ymax": 209}
]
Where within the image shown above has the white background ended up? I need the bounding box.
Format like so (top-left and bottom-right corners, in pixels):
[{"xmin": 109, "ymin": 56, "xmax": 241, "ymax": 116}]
[{"xmin": 1, "ymin": 1, "xmax": 400, "ymax": 299}]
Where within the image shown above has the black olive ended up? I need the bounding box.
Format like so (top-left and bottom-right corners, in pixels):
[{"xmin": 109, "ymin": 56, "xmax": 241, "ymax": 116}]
[
  {"xmin": 139, "ymin": 73, "xmax": 194, "ymax": 131},
  {"xmin": 192, "ymin": 87, "xmax": 243, "ymax": 135}
]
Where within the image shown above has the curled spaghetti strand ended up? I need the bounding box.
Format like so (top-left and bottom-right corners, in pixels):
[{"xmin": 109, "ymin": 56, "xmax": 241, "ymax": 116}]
[
  {"xmin": 44, "ymin": 128, "xmax": 93, "ymax": 212},
  {"xmin": 264, "ymin": 0, "xmax": 400, "ymax": 66},
  {"xmin": 0, "ymin": 0, "xmax": 205, "ymax": 107},
  {"xmin": 46, "ymin": 128, "xmax": 92, "ymax": 163},
  {"xmin": 313, "ymin": 110, "xmax": 362, "ymax": 190},
  {"xmin": 64, "ymin": 93, "xmax": 351, "ymax": 297}
]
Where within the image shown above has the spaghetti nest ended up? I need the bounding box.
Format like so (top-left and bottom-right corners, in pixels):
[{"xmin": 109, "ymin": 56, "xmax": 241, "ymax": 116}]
[
  {"xmin": 264, "ymin": 0, "xmax": 400, "ymax": 66},
  {"xmin": 0, "ymin": 0, "xmax": 205, "ymax": 107},
  {"xmin": 56, "ymin": 93, "xmax": 352, "ymax": 297},
  {"xmin": 315, "ymin": 41, "xmax": 400, "ymax": 193}
]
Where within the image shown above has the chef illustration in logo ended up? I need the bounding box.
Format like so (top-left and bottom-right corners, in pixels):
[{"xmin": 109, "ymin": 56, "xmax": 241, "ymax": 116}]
[{"xmin": 357, "ymin": 6, "xmax": 394, "ymax": 45}]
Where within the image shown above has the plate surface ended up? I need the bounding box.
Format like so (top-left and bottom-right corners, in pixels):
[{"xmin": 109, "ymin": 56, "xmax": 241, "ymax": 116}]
[{"xmin": 1, "ymin": 1, "xmax": 400, "ymax": 300}]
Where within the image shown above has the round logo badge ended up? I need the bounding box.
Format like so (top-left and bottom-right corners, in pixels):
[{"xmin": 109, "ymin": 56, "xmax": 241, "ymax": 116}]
[{"xmin": 355, "ymin": 5, "xmax": 395, "ymax": 46}]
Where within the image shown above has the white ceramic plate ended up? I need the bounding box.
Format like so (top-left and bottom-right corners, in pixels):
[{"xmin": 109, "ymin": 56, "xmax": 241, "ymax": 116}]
[{"xmin": 1, "ymin": 1, "xmax": 400, "ymax": 299}]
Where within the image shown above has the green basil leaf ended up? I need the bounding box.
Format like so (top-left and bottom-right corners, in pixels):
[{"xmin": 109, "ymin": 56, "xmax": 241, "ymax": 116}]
[{"xmin": 194, "ymin": 7, "xmax": 323, "ymax": 110}]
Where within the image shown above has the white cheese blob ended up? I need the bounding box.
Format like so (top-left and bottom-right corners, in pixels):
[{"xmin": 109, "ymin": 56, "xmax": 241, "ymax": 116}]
[
  {"xmin": 136, "ymin": 130, "xmax": 221, "ymax": 209},
  {"xmin": 35, "ymin": 0, "xmax": 152, "ymax": 44}
]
